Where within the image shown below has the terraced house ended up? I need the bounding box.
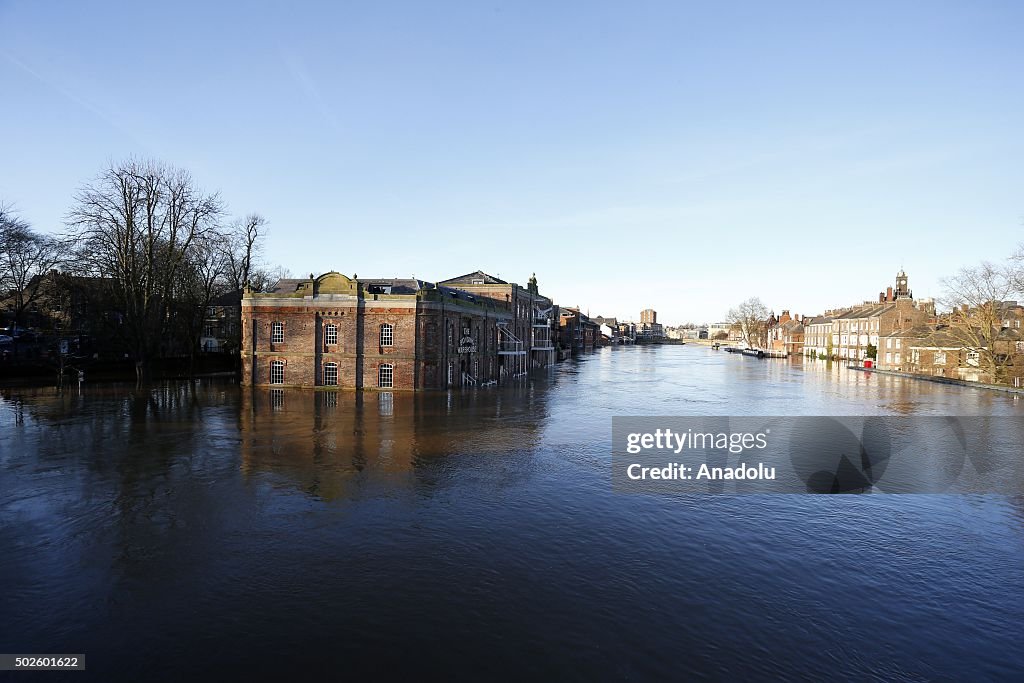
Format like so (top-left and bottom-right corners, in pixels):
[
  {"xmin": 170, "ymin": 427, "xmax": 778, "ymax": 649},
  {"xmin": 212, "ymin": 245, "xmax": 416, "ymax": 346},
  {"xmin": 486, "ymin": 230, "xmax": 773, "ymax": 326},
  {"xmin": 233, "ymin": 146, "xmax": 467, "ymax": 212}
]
[
  {"xmin": 241, "ymin": 272, "xmax": 515, "ymax": 390},
  {"xmin": 802, "ymin": 271, "xmax": 934, "ymax": 361}
]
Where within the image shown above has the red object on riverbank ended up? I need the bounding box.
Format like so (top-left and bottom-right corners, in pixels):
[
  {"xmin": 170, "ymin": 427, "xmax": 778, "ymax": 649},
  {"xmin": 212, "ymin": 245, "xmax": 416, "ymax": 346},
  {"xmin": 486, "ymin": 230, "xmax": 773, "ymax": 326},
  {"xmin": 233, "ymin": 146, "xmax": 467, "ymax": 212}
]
[{"xmin": 864, "ymin": 360, "xmax": 873, "ymax": 368}]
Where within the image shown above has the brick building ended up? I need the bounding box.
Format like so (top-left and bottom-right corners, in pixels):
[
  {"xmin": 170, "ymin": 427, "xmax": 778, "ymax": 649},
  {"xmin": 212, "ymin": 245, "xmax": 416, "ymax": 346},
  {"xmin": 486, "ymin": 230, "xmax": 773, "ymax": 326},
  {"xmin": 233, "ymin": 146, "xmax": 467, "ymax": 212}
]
[
  {"xmin": 438, "ymin": 271, "xmax": 558, "ymax": 373},
  {"xmin": 803, "ymin": 270, "xmax": 934, "ymax": 361},
  {"xmin": 558, "ymin": 308, "xmax": 599, "ymax": 354},
  {"xmin": 241, "ymin": 272, "xmax": 514, "ymax": 390},
  {"xmin": 769, "ymin": 311, "xmax": 805, "ymax": 355}
]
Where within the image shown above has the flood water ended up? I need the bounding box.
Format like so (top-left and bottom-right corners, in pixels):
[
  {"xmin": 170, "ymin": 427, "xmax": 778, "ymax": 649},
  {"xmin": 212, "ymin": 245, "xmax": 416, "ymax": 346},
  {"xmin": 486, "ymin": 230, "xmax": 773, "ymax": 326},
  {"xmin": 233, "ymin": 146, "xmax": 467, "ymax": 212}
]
[{"xmin": 2, "ymin": 345, "xmax": 1023, "ymax": 681}]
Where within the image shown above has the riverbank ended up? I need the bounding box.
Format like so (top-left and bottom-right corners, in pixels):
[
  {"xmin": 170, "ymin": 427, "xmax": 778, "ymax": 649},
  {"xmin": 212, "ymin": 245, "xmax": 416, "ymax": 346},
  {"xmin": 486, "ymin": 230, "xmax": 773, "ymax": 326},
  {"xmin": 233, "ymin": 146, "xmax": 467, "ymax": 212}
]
[
  {"xmin": 0, "ymin": 356, "xmax": 239, "ymax": 388},
  {"xmin": 848, "ymin": 365, "xmax": 1024, "ymax": 395}
]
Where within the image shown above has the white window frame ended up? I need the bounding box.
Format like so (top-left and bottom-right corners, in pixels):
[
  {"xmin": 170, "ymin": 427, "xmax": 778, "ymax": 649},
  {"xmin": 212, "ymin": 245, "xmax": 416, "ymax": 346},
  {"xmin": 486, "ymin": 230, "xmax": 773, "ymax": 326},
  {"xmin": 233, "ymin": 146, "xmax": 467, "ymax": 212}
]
[
  {"xmin": 378, "ymin": 363, "xmax": 394, "ymax": 388},
  {"xmin": 324, "ymin": 323, "xmax": 338, "ymax": 346},
  {"xmin": 934, "ymin": 351, "xmax": 947, "ymax": 366},
  {"xmin": 323, "ymin": 362, "xmax": 338, "ymax": 386},
  {"xmin": 380, "ymin": 323, "xmax": 394, "ymax": 347},
  {"xmin": 271, "ymin": 321, "xmax": 284, "ymax": 344},
  {"xmin": 270, "ymin": 360, "xmax": 284, "ymax": 384}
]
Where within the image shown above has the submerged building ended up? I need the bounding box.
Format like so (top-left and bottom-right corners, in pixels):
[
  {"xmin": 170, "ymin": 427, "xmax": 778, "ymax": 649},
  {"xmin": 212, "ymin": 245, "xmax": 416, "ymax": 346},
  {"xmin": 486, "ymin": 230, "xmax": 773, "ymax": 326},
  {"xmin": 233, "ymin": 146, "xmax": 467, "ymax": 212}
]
[
  {"xmin": 438, "ymin": 270, "xmax": 558, "ymax": 372},
  {"xmin": 241, "ymin": 272, "xmax": 516, "ymax": 390}
]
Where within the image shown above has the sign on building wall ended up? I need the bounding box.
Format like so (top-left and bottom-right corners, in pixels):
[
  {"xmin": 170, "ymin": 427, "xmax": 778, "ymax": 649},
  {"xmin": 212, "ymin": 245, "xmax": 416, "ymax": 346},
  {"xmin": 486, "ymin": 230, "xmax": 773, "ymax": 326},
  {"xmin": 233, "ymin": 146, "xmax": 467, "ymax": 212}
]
[{"xmin": 458, "ymin": 335, "xmax": 476, "ymax": 353}]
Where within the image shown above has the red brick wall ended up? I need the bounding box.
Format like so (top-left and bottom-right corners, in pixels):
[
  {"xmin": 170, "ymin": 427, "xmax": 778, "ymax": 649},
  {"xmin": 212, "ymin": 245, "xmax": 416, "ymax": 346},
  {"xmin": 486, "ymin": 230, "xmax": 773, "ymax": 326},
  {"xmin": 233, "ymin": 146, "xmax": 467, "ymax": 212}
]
[{"xmin": 242, "ymin": 298, "xmax": 512, "ymax": 390}]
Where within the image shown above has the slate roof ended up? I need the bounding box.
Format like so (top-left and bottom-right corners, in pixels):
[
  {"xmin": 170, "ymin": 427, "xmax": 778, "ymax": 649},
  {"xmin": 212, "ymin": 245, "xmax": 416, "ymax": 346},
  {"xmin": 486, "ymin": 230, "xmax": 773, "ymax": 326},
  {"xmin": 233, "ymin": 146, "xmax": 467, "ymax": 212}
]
[
  {"xmin": 268, "ymin": 278, "xmax": 307, "ymax": 294},
  {"xmin": 833, "ymin": 303, "xmax": 896, "ymax": 319},
  {"xmin": 357, "ymin": 278, "xmax": 424, "ymax": 295},
  {"xmin": 439, "ymin": 270, "xmax": 509, "ymax": 285},
  {"xmin": 209, "ymin": 290, "xmax": 242, "ymax": 307},
  {"xmin": 909, "ymin": 328, "xmax": 968, "ymax": 349}
]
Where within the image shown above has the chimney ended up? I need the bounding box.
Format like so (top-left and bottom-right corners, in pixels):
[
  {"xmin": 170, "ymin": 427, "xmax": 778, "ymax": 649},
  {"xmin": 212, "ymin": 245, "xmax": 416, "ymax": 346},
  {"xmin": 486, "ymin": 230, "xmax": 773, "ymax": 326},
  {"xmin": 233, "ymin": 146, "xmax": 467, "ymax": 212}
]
[{"xmin": 886, "ymin": 287, "xmax": 893, "ymax": 302}]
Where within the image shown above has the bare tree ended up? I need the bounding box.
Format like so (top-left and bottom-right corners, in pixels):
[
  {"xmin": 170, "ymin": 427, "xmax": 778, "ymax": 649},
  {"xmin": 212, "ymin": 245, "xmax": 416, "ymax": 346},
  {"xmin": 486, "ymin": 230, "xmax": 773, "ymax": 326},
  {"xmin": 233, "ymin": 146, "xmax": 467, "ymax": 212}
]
[
  {"xmin": 173, "ymin": 229, "xmax": 231, "ymax": 375},
  {"xmin": 249, "ymin": 264, "xmax": 292, "ymax": 293},
  {"xmin": 1011, "ymin": 243, "xmax": 1024, "ymax": 295},
  {"xmin": 66, "ymin": 159, "xmax": 224, "ymax": 382},
  {"xmin": 727, "ymin": 297, "xmax": 771, "ymax": 349},
  {"xmin": 941, "ymin": 260, "xmax": 1018, "ymax": 384},
  {"xmin": 0, "ymin": 203, "xmax": 66, "ymax": 327},
  {"xmin": 223, "ymin": 213, "xmax": 265, "ymax": 293}
]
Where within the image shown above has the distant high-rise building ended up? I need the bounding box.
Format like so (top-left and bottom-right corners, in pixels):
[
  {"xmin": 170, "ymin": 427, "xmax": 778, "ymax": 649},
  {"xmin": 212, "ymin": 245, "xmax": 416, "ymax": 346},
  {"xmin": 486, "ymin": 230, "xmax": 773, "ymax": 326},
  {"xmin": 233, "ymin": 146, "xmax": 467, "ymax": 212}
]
[{"xmin": 640, "ymin": 309, "xmax": 657, "ymax": 324}]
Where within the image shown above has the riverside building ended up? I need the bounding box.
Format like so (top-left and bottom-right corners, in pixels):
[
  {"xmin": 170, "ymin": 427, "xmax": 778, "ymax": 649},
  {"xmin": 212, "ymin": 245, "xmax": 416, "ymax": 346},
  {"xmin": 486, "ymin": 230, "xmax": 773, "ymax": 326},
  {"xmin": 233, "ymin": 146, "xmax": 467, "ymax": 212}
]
[
  {"xmin": 241, "ymin": 272, "xmax": 516, "ymax": 390},
  {"xmin": 438, "ymin": 271, "xmax": 558, "ymax": 373}
]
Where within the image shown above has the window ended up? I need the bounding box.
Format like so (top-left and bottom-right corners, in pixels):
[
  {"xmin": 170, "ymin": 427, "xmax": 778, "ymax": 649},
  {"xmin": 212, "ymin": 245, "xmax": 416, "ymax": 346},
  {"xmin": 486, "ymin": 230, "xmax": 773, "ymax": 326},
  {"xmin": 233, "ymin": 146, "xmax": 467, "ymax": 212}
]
[
  {"xmin": 380, "ymin": 323, "xmax": 393, "ymax": 347},
  {"xmin": 895, "ymin": 339, "xmax": 901, "ymax": 349},
  {"xmin": 966, "ymin": 351, "xmax": 980, "ymax": 367},
  {"xmin": 324, "ymin": 324, "xmax": 338, "ymax": 346},
  {"xmin": 934, "ymin": 352, "xmax": 947, "ymax": 366},
  {"xmin": 323, "ymin": 362, "xmax": 338, "ymax": 386},
  {"xmin": 270, "ymin": 360, "xmax": 284, "ymax": 384},
  {"xmin": 886, "ymin": 352, "xmax": 892, "ymax": 363},
  {"xmin": 894, "ymin": 353, "xmax": 900, "ymax": 364},
  {"xmin": 378, "ymin": 363, "xmax": 393, "ymax": 388},
  {"xmin": 271, "ymin": 321, "xmax": 284, "ymax": 343}
]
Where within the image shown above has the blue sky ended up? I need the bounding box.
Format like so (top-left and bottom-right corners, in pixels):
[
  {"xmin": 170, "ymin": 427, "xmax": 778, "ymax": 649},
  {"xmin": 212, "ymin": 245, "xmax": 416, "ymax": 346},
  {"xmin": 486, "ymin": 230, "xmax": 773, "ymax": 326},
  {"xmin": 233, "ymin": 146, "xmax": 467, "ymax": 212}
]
[{"xmin": 2, "ymin": 0, "xmax": 1022, "ymax": 324}]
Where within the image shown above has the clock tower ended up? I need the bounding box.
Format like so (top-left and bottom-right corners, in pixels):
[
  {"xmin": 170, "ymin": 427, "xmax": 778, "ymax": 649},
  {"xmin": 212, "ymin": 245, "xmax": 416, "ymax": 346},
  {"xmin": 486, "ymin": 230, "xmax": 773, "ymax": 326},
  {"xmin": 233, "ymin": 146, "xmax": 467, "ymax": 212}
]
[{"xmin": 894, "ymin": 269, "xmax": 911, "ymax": 299}]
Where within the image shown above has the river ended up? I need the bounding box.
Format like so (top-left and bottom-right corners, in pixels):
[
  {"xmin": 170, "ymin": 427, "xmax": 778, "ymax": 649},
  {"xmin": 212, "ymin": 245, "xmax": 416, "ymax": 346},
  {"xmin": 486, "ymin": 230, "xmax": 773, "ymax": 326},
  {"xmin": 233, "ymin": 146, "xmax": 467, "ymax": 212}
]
[{"xmin": 1, "ymin": 345, "xmax": 1023, "ymax": 681}]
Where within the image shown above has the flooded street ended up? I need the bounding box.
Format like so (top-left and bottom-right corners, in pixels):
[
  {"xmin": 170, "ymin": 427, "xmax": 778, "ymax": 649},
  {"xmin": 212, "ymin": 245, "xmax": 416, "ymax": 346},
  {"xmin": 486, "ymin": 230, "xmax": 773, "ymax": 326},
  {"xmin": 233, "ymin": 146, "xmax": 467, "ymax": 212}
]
[{"xmin": 2, "ymin": 345, "xmax": 1023, "ymax": 681}]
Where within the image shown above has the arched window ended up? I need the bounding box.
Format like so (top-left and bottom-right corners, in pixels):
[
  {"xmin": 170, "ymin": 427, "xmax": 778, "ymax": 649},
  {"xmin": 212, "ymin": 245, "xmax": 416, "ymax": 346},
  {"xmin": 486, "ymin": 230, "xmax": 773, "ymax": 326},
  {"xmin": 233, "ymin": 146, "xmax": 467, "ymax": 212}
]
[
  {"xmin": 270, "ymin": 360, "xmax": 284, "ymax": 384},
  {"xmin": 324, "ymin": 323, "xmax": 338, "ymax": 346},
  {"xmin": 378, "ymin": 363, "xmax": 393, "ymax": 388},
  {"xmin": 380, "ymin": 323, "xmax": 393, "ymax": 347},
  {"xmin": 323, "ymin": 362, "xmax": 338, "ymax": 386},
  {"xmin": 271, "ymin": 321, "xmax": 284, "ymax": 343}
]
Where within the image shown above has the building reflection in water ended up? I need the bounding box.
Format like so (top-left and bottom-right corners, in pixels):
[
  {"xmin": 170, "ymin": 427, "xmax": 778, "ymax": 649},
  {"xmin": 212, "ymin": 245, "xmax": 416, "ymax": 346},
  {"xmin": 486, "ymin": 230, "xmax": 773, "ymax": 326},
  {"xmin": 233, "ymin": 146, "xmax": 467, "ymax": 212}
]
[{"xmin": 238, "ymin": 384, "xmax": 551, "ymax": 501}]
